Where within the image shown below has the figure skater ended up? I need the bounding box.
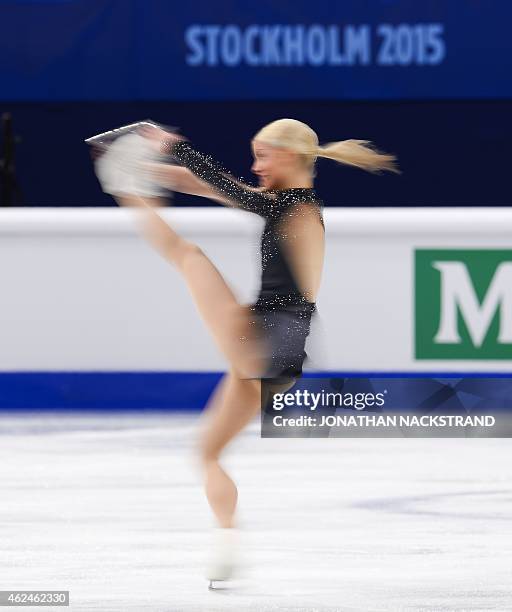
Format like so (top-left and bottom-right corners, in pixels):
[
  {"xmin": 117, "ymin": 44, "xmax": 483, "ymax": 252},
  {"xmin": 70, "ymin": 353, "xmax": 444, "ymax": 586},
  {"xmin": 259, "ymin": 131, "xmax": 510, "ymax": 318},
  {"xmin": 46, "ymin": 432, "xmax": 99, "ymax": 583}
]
[{"xmin": 91, "ymin": 118, "xmax": 397, "ymax": 587}]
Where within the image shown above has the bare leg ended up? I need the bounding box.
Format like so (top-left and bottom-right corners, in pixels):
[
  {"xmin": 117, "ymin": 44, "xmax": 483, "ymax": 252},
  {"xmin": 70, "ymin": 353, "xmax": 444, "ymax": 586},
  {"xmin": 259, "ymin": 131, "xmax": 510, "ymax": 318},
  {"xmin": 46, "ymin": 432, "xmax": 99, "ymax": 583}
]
[
  {"xmin": 197, "ymin": 372, "xmax": 261, "ymax": 528},
  {"xmin": 116, "ymin": 194, "xmax": 265, "ymax": 379},
  {"xmin": 114, "ymin": 195, "xmax": 282, "ymax": 528},
  {"xmin": 197, "ymin": 374, "xmax": 297, "ymax": 528}
]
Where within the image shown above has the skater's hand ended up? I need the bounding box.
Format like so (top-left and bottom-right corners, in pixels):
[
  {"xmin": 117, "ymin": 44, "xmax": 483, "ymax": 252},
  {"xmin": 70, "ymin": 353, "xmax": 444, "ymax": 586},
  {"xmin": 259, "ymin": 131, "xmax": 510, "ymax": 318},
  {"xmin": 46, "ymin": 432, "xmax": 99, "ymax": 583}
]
[
  {"xmin": 139, "ymin": 124, "xmax": 169, "ymax": 142},
  {"xmin": 139, "ymin": 124, "xmax": 185, "ymax": 155},
  {"xmin": 88, "ymin": 143, "xmax": 108, "ymax": 162}
]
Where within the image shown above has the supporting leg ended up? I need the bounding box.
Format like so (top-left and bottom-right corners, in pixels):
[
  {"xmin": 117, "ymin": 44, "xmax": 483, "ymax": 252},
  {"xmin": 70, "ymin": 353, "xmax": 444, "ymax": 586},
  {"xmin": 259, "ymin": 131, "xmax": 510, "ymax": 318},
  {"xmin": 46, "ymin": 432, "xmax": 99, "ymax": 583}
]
[{"xmin": 197, "ymin": 371, "xmax": 261, "ymax": 528}]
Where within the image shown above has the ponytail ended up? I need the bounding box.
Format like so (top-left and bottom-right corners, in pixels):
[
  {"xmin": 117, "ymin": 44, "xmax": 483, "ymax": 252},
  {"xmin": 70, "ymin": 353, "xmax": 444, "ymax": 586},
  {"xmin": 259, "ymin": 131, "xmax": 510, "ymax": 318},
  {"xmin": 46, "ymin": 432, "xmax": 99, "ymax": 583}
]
[{"xmin": 316, "ymin": 139, "xmax": 399, "ymax": 174}]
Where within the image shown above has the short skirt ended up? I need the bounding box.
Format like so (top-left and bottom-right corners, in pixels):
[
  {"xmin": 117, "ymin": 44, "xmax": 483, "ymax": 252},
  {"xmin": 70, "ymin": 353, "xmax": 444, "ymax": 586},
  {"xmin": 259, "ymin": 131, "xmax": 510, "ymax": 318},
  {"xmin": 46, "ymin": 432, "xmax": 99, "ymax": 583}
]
[{"xmin": 247, "ymin": 295, "xmax": 316, "ymax": 383}]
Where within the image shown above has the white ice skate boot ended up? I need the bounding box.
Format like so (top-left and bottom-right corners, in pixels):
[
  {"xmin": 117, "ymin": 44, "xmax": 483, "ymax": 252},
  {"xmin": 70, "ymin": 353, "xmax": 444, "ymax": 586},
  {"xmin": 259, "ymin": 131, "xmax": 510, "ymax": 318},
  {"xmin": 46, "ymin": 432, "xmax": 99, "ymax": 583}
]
[{"xmin": 206, "ymin": 527, "xmax": 239, "ymax": 589}]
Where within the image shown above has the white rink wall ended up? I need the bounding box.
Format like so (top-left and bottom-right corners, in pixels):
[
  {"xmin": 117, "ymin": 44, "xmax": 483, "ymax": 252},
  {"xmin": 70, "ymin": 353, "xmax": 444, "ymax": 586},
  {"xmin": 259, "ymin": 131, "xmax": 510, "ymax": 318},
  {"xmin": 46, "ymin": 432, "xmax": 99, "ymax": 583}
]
[{"xmin": 0, "ymin": 207, "xmax": 511, "ymax": 373}]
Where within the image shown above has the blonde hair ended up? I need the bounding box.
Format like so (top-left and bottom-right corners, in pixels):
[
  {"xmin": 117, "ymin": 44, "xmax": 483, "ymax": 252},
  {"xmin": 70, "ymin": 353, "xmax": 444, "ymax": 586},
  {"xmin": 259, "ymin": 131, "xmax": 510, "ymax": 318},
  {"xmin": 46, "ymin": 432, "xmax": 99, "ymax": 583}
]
[{"xmin": 253, "ymin": 118, "xmax": 399, "ymax": 174}]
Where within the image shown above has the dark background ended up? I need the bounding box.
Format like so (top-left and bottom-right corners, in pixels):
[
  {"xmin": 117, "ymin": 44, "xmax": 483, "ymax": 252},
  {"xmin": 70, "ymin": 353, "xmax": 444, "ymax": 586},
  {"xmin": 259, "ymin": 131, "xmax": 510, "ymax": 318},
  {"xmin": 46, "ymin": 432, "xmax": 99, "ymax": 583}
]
[
  {"xmin": 3, "ymin": 99, "xmax": 510, "ymax": 207},
  {"xmin": 1, "ymin": 0, "xmax": 510, "ymax": 207}
]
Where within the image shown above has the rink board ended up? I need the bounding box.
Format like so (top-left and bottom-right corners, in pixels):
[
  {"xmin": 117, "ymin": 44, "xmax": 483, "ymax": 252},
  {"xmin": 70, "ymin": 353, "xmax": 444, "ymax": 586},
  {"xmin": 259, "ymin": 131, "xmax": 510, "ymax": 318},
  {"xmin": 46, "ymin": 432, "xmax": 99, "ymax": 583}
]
[
  {"xmin": 0, "ymin": 371, "xmax": 512, "ymax": 411},
  {"xmin": 0, "ymin": 208, "xmax": 510, "ymax": 409}
]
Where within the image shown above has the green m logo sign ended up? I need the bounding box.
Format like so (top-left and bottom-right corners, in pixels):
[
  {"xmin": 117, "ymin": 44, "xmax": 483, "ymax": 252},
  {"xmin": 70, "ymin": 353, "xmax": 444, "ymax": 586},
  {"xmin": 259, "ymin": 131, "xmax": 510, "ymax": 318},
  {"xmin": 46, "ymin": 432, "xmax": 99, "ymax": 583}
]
[{"xmin": 415, "ymin": 250, "xmax": 512, "ymax": 359}]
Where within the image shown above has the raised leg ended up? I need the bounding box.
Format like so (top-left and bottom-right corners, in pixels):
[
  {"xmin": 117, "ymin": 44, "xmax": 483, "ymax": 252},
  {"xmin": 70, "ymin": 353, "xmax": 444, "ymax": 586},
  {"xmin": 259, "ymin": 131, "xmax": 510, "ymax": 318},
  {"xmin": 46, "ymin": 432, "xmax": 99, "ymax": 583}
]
[{"xmin": 115, "ymin": 194, "xmax": 266, "ymax": 379}]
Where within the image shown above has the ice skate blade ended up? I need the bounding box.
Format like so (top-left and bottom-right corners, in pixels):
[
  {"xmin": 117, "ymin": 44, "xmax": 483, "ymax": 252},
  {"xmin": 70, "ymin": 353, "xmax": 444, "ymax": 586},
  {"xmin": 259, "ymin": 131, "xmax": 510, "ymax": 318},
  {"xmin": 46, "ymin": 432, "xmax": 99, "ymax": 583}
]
[
  {"xmin": 208, "ymin": 576, "xmax": 240, "ymax": 591},
  {"xmin": 208, "ymin": 578, "xmax": 230, "ymax": 591}
]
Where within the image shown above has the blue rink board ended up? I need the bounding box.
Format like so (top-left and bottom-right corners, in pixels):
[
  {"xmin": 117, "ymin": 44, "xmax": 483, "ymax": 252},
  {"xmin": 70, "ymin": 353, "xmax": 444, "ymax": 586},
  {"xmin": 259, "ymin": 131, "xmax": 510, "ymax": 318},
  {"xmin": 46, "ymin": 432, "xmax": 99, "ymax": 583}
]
[{"xmin": 0, "ymin": 372, "xmax": 511, "ymax": 411}]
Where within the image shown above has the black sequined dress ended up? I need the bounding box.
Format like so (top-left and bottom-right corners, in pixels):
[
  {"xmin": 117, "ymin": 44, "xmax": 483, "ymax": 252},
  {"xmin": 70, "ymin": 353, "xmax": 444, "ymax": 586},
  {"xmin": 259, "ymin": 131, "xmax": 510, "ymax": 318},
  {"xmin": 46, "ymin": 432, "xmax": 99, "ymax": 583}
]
[{"xmin": 170, "ymin": 140, "xmax": 325, "ymax": 381}]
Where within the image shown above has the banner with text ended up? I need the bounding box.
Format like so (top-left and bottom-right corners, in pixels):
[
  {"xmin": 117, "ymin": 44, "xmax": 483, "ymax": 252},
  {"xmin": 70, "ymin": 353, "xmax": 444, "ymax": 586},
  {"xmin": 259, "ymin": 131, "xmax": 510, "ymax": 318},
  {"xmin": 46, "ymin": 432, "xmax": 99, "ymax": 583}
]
[{"xmin": 0, "ymin": 0, "xmax": 510, "ymax": 101}]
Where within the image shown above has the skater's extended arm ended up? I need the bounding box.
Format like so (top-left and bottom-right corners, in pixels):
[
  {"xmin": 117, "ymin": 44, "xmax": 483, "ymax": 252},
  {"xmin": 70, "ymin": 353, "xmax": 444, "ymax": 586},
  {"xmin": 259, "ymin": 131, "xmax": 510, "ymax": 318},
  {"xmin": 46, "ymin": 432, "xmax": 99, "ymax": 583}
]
[
  {"xmin": 142, "ymin": 163, "xmax": 231, "ymax": 206},
  {"xmin": 168, "ymin": 140, "xmax": 273, "ymax": 216},
  {"xmin": 140, "ymin": 125, "xmax": 274, "ymax": 216}
]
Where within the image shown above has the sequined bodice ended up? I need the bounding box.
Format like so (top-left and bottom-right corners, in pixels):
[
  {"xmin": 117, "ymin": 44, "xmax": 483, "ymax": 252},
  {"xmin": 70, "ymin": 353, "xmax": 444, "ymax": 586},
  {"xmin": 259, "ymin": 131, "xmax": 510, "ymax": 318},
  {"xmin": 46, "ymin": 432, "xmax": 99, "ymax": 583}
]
[{"xmin": 171, "ymin": 141, "xmax": 324, "ymax": 310}]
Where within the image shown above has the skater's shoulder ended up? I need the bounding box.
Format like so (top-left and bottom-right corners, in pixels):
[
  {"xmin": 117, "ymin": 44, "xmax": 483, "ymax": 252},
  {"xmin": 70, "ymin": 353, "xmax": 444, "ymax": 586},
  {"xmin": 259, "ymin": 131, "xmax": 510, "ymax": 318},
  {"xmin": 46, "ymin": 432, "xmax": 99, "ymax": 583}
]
[{"xmin": 272, "ymin": 187, "xmax": 322, "ymax": 204}]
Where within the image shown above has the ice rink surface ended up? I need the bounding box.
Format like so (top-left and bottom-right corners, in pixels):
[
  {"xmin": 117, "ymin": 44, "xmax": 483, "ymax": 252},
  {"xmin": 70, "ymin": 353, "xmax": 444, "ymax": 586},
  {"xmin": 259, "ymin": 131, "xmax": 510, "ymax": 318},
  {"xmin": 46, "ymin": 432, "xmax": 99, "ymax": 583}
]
[{"xmin": 0, "ymin": 412, "xmax": 511, "ymax": 612}]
